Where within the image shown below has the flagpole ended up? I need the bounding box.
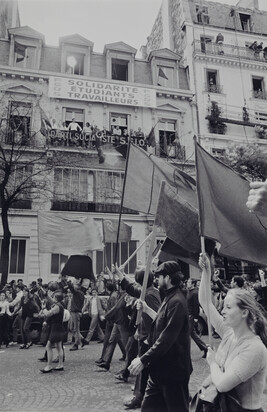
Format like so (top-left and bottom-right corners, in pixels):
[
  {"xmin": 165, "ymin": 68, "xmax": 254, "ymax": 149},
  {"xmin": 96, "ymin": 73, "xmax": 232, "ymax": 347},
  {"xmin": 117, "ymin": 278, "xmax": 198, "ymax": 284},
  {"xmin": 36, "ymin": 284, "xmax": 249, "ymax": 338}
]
[
  {"xmin": 120, "ymin": 231, "xmax": 153, "ymax": 270},
  {"xmin": 194, "ymin": 138, "xmax": 212, "ymax": 346},
  {"xmin": 114, "ymin": 137, "xmax": 131, "ymax": 266},
  {"xmin": 135, "ymin": 181, "xmax": 165, "ymax": 326}
]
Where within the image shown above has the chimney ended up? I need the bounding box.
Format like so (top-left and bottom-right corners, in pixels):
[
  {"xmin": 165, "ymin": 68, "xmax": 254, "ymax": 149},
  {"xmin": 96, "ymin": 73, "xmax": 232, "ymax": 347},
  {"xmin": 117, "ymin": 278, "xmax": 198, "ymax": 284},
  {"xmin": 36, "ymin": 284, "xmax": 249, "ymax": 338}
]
[{"xmin": 254, "ymin": 0, "xmax": 259, "ymax": 9}]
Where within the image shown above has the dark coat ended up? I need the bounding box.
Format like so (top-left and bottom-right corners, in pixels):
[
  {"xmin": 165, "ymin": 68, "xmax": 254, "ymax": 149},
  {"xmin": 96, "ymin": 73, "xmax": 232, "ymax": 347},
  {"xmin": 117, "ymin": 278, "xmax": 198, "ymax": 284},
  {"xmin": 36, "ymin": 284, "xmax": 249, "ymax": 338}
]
[
  {"xmin": 141, "ymin": 285, "xmax": 192, "ymax": 384},
  {"xmin": 187, "ymin": 287, "xmax": 200, "ymax": 319},
  {"xmin": 120, "ymin": 276, "xmax": 161, "ymax": 340}
]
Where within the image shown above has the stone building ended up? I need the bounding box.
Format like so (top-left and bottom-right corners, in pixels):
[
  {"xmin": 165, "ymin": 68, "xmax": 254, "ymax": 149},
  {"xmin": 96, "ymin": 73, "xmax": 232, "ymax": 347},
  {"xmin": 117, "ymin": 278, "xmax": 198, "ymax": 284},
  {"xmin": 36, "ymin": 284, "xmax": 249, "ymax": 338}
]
[
  {"xmin": 144, "ymin": 0, "xmax": 267, "ymax": 156},
  {"xmin": 0, "ymin": 2, "xmax": 195, "ymax": 284}
]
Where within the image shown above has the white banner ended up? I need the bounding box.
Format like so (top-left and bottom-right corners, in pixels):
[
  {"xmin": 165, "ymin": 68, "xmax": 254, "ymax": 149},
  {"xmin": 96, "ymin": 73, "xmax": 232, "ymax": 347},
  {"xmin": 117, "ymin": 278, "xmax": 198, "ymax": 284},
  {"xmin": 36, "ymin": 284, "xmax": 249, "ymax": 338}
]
[{"xmin": 48, "ymin": 76, "xmax": 157, "ymax": 108}]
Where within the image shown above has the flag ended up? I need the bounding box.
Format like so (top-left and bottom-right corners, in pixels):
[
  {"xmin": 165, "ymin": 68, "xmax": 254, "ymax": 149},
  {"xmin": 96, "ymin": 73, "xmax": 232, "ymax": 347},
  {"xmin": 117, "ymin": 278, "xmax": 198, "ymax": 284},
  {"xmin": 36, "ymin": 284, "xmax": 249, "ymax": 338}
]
[
  {"xmin": 123, "ymin": 143, "xmax": 197, "ymax": 215},
  {"xmin": 155, "ymin": 181, "xmax": 200, "ymax": 253},
  {"xmin": 159, "ymin": 237, "xmax": 215, "ymax": 268},
  {"xmin": 114, "ymin": 144, "xmax": 128, "ymax": 158},
  {"xmin": 61, "ymin": 255, "xmax": 95, "ymax": 280},
  {"xmin": 15, "ymin": 41, "xmax": 26, "ymax": 63},
  {"xmin": 38, "ymin": 211, "xmax": 104, "ymax": 254},
  {"xmin": 146, "ymin": 127, "xmax": 156, "ymax": 148},
  {"xmin": 94, "ymin": 128, "xmax": 105, "ymax": 163},
  {"xmin": 40, "ymin": 107, "xmax": 52, "ymax": 136},
  {"xmin": 103, "ymin": 219, "xmax": 132, "ymax": 243},
  {"xmin": 158, "ymin": 67, "xmax": 168, "ymax": 80},
  {"xmin": 195, "ymin": 141, "xmax": 267, "ymax": 266},
  {"xmin": 159, "ymin": 238, "xmax": 199, "ymax": 267}
]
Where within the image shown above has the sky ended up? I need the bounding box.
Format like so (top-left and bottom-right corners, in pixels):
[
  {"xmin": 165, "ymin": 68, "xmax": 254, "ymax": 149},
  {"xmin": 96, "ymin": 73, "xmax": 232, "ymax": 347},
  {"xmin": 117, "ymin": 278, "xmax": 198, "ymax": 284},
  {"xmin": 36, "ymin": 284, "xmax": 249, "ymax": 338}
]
[{"xmin": 18, "ymin": 0, "xmax": 267, "ymax": 56}]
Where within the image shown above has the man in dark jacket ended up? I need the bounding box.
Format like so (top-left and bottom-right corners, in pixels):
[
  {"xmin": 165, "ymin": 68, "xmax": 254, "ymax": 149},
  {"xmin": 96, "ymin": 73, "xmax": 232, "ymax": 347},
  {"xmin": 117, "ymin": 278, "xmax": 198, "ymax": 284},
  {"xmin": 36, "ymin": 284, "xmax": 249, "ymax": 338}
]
[
  {"xmin": 129, "ymin": 261, "xmax": 192, "ymax": 412},
  {"xmin": 118, "ymin": 267, "xmax": 161, "ymax": 409}
]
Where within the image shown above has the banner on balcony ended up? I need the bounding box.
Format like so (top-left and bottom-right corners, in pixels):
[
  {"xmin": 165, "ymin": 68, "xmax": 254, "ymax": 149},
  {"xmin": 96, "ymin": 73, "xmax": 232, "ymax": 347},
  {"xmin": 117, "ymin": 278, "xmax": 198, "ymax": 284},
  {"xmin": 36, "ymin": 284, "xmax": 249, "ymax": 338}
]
[
  {"xmin": 38, "ymin": 211, "xmax": 104, "ymax": 255},
  {"xmin": 48, "ymin": 76, "xmax": 157, "ymax": 108}
]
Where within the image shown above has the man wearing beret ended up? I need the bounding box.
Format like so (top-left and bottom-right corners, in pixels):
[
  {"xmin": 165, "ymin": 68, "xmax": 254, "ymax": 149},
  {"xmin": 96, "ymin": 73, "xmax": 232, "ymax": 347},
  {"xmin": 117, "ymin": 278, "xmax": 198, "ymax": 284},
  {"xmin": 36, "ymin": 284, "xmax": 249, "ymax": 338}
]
[{"xmin": 129, "ymin": 261, "xmax": 192, "ymax": 412}]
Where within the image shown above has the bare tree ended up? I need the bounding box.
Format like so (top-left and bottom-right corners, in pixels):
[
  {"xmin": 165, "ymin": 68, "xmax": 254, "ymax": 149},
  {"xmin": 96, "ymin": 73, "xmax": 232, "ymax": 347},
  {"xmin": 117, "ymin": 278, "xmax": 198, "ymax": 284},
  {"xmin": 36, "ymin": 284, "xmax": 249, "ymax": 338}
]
[{"xmin": 0, "ymin": 100, "xmax": 63, "ymax": 287}]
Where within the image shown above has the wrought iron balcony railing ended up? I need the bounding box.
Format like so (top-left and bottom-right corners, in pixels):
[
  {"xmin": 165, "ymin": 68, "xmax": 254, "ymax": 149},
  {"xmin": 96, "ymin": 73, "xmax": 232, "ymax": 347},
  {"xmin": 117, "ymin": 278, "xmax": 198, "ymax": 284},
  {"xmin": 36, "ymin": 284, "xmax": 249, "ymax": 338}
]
[{"xmin": 194, "ymin": 40, "xmax": 267, "ymax": 63}]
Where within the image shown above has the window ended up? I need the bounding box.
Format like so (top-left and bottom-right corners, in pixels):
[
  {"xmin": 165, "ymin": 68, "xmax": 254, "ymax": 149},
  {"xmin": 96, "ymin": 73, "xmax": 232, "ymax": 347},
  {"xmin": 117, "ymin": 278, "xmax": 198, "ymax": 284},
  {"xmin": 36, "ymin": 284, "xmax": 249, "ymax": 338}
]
[
  {"xmin": 54, "ymin": 168, "xmax": 124, "ymax": 205},
  {"xmin": 254, "ymin": 111, "xmax": 267, "ymax": 123},
  {"xmin": 0, "ymin": 238, "xmax": 26, "ymax": 274},
  {"xmin": 200, "ymin": 36, "xmax": 213, "ymax": 53},
  {"xmin": 14, "ymin": 41, "xmax": 37, "ymax": 69},
  {"xmin": 211, "ymin": 148, "xmax": 225, "ymax": 158},
  {"xmin": 196, "ymin": 5, "xmax": 209, "ymax": 24},
  {"xmin": 96, "ymin": 241, "xmax": 137, "ymax": 275},
  {"xmin": 110, "ymin": 113, "xmax": 129, "ymax": 136},
  {"xmin": 51, "ymin": 253, "xmax": 68, "ymax": 274},
  {"xmin": 7, "ymin": 101, "xmax": 32, "ymax": 145},
  {"xmin": 112, "ymin": 58, "xmax": 128, "ymax": 81},
  {"xmin": 65, "ymin": 52, "xmax": 84, "ymax": 75},
  {"xmin": 2, "ymin": 163, "xmax": 33, "ymax": 208},
  {"xmin": 206, "ymin": 70, "xmax": 221, "ymax": 93},
  {"xmin": 158, "ymin": 120, "xmax": 176, "ymax": 158},
  {"xmin": 157, "ymin": 66, "xmax": 174, "ymax": 88},
  {"xmin": 239, "ymin": 14, "xmax": 251, "ymax": 32},
  {"xmin": 252, "ymin": 77, "xmax": 266, "ymax": 99}
]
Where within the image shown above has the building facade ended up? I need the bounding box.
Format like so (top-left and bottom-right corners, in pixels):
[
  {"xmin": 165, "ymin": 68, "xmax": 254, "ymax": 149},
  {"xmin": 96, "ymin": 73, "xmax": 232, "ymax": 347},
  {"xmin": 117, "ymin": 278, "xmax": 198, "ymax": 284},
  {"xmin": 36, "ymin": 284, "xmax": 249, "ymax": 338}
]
[
  {"xmin": 144, "ymin": 0, "xmax": 267, "ymax": 156},
  {"xmin": 0, "ymin": 5, "xmax": 195, "ymax": 284}
]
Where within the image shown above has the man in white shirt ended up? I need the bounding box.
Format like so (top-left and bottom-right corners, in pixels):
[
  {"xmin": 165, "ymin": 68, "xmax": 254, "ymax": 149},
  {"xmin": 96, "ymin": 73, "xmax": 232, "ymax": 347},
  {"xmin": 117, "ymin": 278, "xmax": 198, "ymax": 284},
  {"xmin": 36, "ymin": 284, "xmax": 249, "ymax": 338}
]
[
  {"xmin": 68, "ymin": 118, "xmax": 82, "ymax": 146},
  {"xmin": 81, "ymin": 289, "xmax": 105, "ymax": 346}
]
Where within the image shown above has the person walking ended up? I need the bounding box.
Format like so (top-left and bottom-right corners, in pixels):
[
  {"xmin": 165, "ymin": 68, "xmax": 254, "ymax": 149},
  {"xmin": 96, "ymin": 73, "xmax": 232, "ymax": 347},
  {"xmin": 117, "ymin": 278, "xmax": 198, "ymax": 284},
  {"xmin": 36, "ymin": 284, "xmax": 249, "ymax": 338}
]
[
  {"xmin": 195, "ymin": 253, "xmax": 267, "ymax": 411},
  {"xmin": 18, "ymin": 287, "xmax": 39, "ymax": 349},
  {"xmin": 95, "ymin": 281, "xmax": 126, "ymax": 365},
  {"xmin": 68, "ymin": 279, "xmax": 85, "ymax": 351},
  {"xmin": 81, "ymin": 289, "xmax": 105, "ymax": 346},
  {"xmin": 129, "ymin": 261, "xmax": 193, "ymax": 412},
  {"xmin": 118, "ymin": 266, "xmax": 161, "ymax": 409},
  {"xmin": 39, "ymin": 291, "xmax": 65, "ymax": 373}
]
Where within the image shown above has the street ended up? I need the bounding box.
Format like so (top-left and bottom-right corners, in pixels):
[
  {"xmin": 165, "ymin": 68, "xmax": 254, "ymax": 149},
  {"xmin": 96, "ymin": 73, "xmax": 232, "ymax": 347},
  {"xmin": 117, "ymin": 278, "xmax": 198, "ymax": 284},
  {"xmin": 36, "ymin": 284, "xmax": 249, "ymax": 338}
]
[{"xmin": 0, "ymin": 336, "xmax": 266, "ymax": 412}]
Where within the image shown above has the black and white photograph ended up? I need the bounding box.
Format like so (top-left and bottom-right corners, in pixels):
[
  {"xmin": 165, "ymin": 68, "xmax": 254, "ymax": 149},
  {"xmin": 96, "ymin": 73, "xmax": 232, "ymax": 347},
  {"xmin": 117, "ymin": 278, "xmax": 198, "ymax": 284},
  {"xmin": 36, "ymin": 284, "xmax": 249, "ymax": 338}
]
[{"xmin": 0, "ymin": 0, "xmax": 267, "ymax": 411}]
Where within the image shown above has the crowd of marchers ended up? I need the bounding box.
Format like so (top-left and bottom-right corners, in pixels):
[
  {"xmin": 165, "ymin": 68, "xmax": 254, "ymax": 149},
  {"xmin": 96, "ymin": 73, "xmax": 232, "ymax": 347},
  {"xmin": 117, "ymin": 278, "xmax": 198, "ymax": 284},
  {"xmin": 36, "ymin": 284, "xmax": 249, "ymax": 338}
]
[{"xmin": 0, "ymin": 259, "xmax": 266, "ymax": 411}]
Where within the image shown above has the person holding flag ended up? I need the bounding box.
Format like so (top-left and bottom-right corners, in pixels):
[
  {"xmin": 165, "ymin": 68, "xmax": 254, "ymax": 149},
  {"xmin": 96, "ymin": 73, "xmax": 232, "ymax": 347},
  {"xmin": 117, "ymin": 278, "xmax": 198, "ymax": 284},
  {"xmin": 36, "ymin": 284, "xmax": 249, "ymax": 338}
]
[
  {"xmin": 128, "ymin": 261, "xmax": 192, "ymax": 412},
  {"xmin": 194, "ymin": 253, "xmax": 267, "ymax": 412}
]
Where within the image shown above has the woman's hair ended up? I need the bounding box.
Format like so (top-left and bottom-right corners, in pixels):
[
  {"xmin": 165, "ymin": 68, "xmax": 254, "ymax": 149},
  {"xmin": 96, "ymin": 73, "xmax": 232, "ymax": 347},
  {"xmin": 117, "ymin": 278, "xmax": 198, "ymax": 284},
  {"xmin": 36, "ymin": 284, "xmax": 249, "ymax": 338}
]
[{"xmin": 229, "ymin": 289, "xmax": 267, "ymax": 347}]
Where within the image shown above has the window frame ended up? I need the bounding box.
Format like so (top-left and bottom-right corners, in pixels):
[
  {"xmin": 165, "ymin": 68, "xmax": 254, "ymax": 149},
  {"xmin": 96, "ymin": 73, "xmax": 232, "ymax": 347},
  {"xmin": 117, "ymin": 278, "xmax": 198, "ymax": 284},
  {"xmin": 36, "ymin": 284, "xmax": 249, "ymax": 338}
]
[
  {"xmin": 239, "ymin": 13, "xmax": 251, "ymax": 32},
  {"xmin": 0, "ymin": 237, "xmax": 27, "ymax": 275}
]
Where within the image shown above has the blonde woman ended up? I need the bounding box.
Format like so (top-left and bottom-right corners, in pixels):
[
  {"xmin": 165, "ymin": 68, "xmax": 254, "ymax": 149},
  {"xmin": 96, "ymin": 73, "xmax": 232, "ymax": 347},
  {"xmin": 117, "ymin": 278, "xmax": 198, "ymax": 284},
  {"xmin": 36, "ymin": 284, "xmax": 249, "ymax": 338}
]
[{"xmin": 195, "ymin": 254, "xmax": 267, "ymax": 412}]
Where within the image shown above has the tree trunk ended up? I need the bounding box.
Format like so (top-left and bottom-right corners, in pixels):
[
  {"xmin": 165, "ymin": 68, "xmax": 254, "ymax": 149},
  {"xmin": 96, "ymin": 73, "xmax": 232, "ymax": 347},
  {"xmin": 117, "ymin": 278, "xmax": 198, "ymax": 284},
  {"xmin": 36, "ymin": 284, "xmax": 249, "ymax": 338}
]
[{"xmin": 1, "ymin": 206, "xmax": 11, "ymax": 288}]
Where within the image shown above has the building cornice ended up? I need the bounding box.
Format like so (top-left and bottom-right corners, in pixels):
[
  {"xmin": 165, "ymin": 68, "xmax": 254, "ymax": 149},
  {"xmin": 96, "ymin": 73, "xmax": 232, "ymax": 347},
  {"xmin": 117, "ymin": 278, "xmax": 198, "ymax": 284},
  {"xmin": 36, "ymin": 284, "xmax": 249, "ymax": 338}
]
[{"xmin": 194, "ymin": 54, "xmax": 267, "ymax": 71}]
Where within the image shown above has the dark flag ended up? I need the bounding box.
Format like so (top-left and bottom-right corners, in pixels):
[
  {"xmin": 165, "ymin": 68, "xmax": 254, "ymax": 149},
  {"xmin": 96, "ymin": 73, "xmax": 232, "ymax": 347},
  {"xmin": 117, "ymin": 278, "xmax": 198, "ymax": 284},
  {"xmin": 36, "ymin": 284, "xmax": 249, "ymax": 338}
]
[
  {"xmin": 114, "ymin": 144, "xmax": 128, "ymax": 159},
  {"xmin": 158, "ymin": 67, "xmax": 168, "ymax": 80},
  {"xmin": 123, "ymin": 143, "xmax": 196, "ymax": 215},
  {"xmin": 94, "ymin": 128, "xmax": 105, "ymax": 163},
  {"xmin": 195, "ymin": 141, "xmax": 267, "ymax": 266},
  {"xmin": 155, "ymin": 181, "xmax": 200, "ymax": 253},
  {"xmin": 15, "ymin": 41, "xmax": 27, "ymax": 63},
  {"xmin": 146, "ymin": 127, "xmax": 156, "ymax": 148},
  {"xmin": 40, "ymin": 107, "xmax": 52, "ymax": 136}
]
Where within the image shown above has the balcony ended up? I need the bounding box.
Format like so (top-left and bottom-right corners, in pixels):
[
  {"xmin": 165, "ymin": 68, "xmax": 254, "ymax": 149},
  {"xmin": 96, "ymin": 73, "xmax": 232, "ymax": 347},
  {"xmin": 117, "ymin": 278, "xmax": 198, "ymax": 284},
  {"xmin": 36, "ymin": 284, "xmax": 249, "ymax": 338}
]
[
  {"xmin": 252, "ymin": 90, "xmax": 267, "ymax": 100},
  {"xmin": 194, "ymin": 40, "xmax": 267, "ymax": 64},
  {"xmin": 204, "ymin": 83, "xmax": 223, "ymax": 94},
  {"xmin": 51, "ymin": 200, "xmax": 136, "ymax": 214}
]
